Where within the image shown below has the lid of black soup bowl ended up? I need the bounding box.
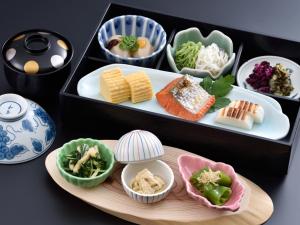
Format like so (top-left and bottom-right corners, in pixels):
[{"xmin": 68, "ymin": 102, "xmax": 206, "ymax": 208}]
[{"xmin": 2, "ymin": 29, "xmax": 72, "ymax": 75}]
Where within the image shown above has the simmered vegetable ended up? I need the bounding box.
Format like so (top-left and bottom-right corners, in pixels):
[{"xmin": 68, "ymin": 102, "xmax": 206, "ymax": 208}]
[
  {"xmin": 62, "ymin": 144, "xmax": 106, "ymax": 178},
  {"xmin": 190, "ymin": 167, "xmax": 232, "ymax": 205}
]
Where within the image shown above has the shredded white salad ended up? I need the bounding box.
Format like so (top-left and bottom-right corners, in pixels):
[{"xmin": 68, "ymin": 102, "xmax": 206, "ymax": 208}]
[{"xmin": 195, "ymin": 43, "xmax": 229, "ymax": 76}]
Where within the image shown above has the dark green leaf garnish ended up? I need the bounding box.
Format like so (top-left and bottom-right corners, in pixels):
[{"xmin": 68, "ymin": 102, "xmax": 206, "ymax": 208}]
[
  {"xmin": 119, "ymin": 35, "xmax": 139, "ymax": 52},
  {"xmin": 200, "ymin": 76, "xmax": 213, "ymax": 94},
  {"xmin": 223, "ymin": 74, "xmax": 235, "ymax": 85},
  {"xmin": 200, "ymin": 74, "xmax": 235, "ymax": 112},
  {"xmin": 208, "ymin": 97, "xmax": 231, "ymax": 113},
  {"xmin": 211, "ymin": 76, "xmax": 234, "ymax": 97}
]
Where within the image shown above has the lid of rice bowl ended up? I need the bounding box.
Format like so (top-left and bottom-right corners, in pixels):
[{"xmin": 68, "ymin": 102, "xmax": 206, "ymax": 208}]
[
  {"xmin": 114, "ymin": 130, "xmax": 164, "ymax": 164},
  {"xmin": 2, "ymin": 29, "xmax": 72, "ymax": 74}
]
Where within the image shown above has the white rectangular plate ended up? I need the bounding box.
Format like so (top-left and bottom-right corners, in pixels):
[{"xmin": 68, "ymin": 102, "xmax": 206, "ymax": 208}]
[{"xmin": 77, "ymin": 64, "xmax": 289, "ymax": 140}]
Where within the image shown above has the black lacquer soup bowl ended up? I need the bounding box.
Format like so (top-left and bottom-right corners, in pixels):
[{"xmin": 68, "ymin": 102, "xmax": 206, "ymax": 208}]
[{"xmin": 1, "ymin": 29, "xmax": 73, "ymax": 97}]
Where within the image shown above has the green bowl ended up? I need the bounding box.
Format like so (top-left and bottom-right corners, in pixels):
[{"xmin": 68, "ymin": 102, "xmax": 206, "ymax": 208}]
[
  {"xmin": 56, "ymin": 138, "xmax": 115, "ymax": 188},
  {"xmin": 166, "ymin": 27, "xmax": 236, "ymax": 79}
]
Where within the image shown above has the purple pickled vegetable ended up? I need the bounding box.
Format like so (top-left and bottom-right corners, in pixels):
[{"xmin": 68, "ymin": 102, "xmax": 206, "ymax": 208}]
[
  {"xmin": 257, "ymin": 86, "xmax": 270, "ymax": 93},
  {"xmin": 246, "ymin": 61, "xmax": 274, "ymax": 91}
]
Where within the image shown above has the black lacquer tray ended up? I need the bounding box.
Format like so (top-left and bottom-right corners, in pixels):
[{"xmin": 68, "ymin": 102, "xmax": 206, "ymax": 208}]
[{"xmin": 60, "ymin": 3, "xmax": 300, "ymax": 174}]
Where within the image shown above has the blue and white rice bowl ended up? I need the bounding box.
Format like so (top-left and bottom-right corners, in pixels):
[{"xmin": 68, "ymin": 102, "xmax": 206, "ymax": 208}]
[
  {"xmin": 121, "ymin": 159, "xmax": 174, "ymax": 204},
  {"xmin": 0, "ymin": 94, "xmax": 55, "ymax": 164},
  {"xmin": 98, "ymin": 15, "xmax": 167, "ymax": 66}
]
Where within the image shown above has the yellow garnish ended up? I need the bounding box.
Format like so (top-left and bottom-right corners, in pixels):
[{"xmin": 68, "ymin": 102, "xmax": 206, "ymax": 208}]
[
  {"xmin": 137, "ymin": 38, "xmax": 147, "ymax": 48},
  {"xmin": 196, "ymin": 168, "xmax": 221, "ymax": 185},
  {"xmin": 72, "ymin": 146, "xmax": 99, "ymax": 173}
]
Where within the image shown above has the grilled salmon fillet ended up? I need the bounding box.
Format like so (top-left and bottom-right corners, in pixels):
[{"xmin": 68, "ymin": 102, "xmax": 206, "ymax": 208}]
[{"xmin": 156, "ymin": 75, "xmax": 215, "ymax": 121}]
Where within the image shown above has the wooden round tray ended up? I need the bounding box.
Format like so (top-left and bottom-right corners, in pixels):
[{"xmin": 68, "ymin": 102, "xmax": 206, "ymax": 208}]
[{"xmin": 45, "ymin": 140, "xmax": 273, "ymax": 225}]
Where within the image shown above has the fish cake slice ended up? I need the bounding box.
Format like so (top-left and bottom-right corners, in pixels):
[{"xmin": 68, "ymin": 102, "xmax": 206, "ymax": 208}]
[
  {"xmin": 229, "ymin": 100, "xmax": 264, "ymax": 123},
  {"xmin": 215, "ymin": 107, "xmax": 254, "ymax": 130}
]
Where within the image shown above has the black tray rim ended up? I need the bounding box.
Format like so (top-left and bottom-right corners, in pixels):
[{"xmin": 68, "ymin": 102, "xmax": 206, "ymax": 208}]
[
  {"xmin": 108, "ymin": 2, "xmax": 300, "ymax": 44},
  {"xmin": 61, "ymin": 89, "xmax": 295, "ymax": 146},
  {"xmin": 60, "ymin": 2, "xmax": 300, "ymax": 147}
]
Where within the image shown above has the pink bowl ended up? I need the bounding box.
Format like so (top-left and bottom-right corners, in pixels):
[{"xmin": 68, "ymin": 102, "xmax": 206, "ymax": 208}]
[{"xmin": 178, "ymin": 154, "xmax": 245, "ymax": 211}]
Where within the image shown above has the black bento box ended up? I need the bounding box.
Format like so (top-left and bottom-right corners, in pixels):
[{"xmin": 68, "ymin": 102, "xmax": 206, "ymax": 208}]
[{"xmin": 60, "ymin": 3, "xmax": 300, "ymax": 175}]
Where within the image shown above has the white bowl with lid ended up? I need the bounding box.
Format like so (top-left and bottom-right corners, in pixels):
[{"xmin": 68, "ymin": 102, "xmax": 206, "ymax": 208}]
[
  {"xmin": 0, "ymin": 93, "xmax": 56, "ymax": 164},
  {"xmin": 115, "ymin": 130, "xmax": 174, "ymax": 203},
  {"xmin": 115, "ymin": 129, "xmax": 165, "ymax": 163}
]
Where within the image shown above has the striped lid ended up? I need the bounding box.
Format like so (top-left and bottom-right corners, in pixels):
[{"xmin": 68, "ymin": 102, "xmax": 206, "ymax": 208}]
[{"xmin": 115, "ymin": 130, "xmax": 164, "ymax": 163}]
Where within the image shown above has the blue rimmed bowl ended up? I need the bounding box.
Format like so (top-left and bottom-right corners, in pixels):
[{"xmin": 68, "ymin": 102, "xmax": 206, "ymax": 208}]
[{"xmin": 98, "ymin": 15, "xmax": 167, "ymax": 66}]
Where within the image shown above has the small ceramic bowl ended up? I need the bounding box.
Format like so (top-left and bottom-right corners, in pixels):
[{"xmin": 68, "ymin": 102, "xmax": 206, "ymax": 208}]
[
  {"xmin": 0, "ymin": 93, "xmax": 55, "ymax": 164},
  {"xmin": 98, "ymin": 15, "xmax": 167, "ymax": 66},
  {"xmin": 237, "ymin": 55, "xmax": 300, "ymax": 99},
  {"xmin": 56, "ymin": 138, "xmax": 115, "ymax": 188},
  {"xmin": 167, "ymin": 27, "xmax": 235, "ymax": 79},
  {"xmin": 178, "ymin": 154, "xmax": 244, "ymax": 211},
  {"xmin": 114, "ymin": 129, "xmax": 164, "ymax": 163},
  {"xmin": 121, "ymin": 159, "xmax": 174, "ymax": 203}
]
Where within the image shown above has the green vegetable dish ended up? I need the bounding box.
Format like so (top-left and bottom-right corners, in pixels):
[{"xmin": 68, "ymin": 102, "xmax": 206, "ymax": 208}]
[
  {"xmin": 62, "ymin": 144, "xmax": 107, "ymax": 178},
  {"xmin": 190, "ymin": 167, "xmax": 232, "ymax": 205},
  {"xmin": 175, "ymin": 41, "xmax": 202, "ymax": 70},
  {"xmin": 174, "ymin": 40, "xmax": 229, "ymax": 76}
]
